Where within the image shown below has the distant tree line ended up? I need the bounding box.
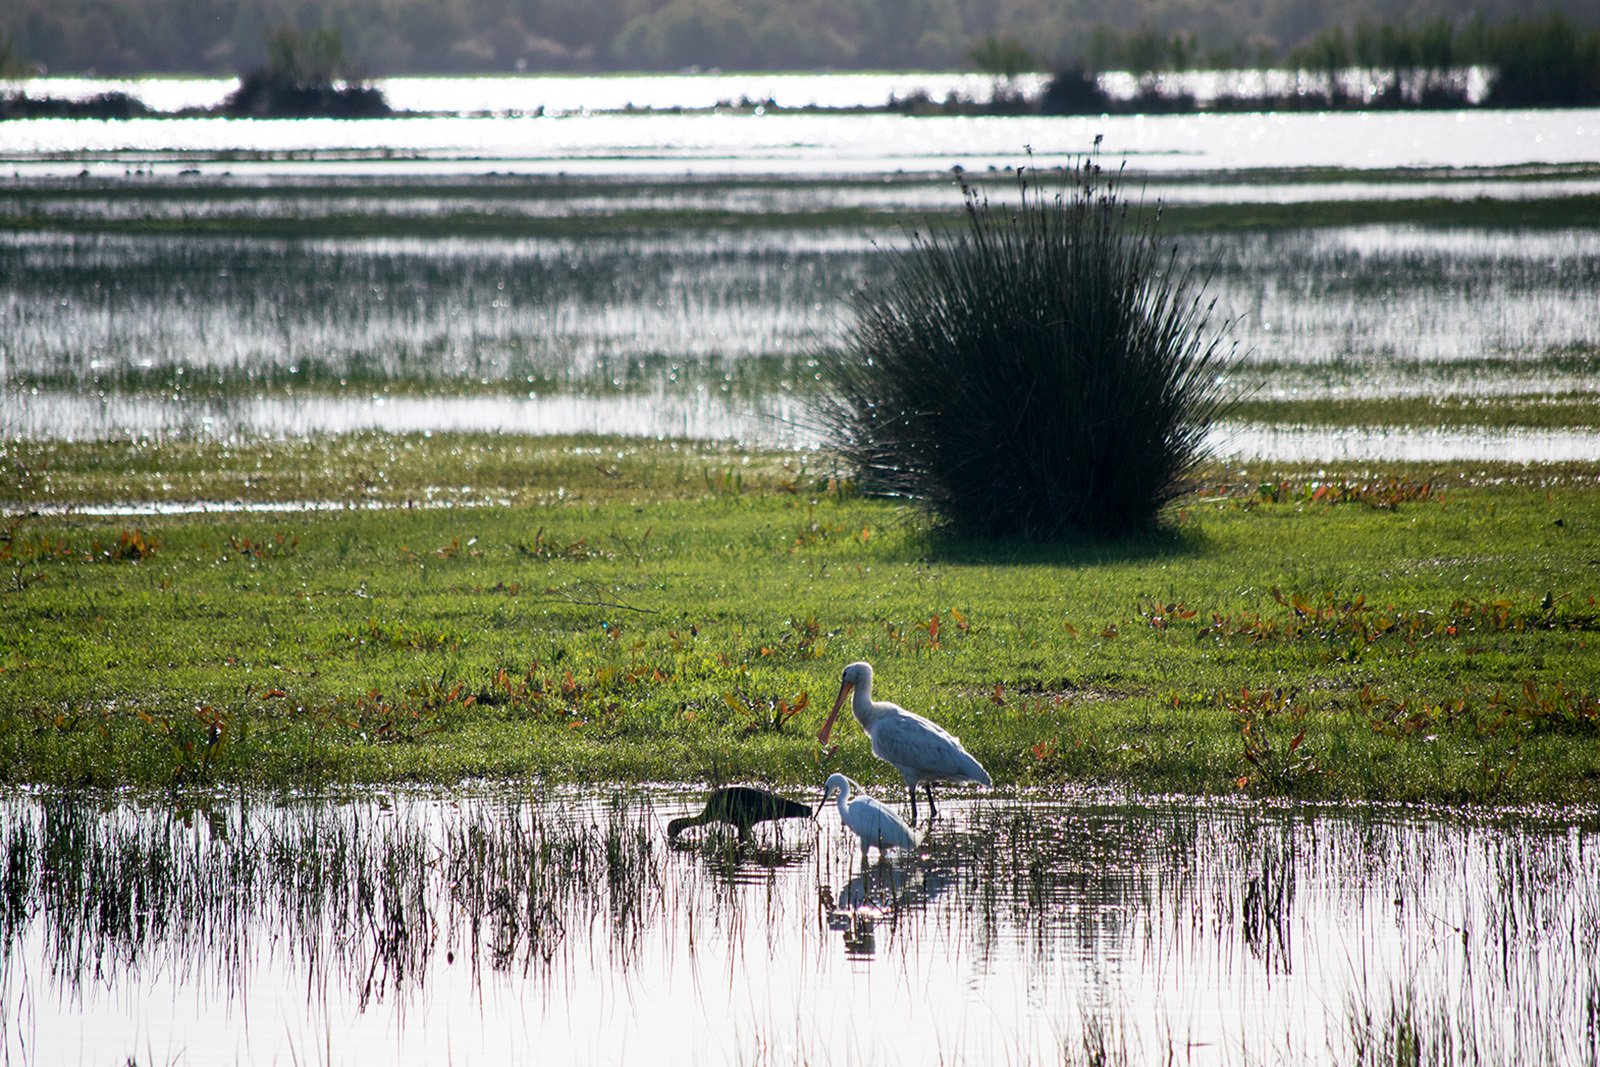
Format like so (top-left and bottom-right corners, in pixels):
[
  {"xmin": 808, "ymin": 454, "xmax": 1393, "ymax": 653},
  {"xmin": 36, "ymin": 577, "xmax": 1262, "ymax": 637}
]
[
  {"xmin": 1054, "ymin": 12, "xmax": 1600, "ymax": 108},
  {"xmin": 1290, "ymin": 13, "xmax": 1600, "ymax": 106},
  {"xmin": 3, "ymin": 0, "xmax": 1597, "ymax": 79},
  {"xmin": 1, "ymin": 24, "xmax": 389, "ymax": 116}
]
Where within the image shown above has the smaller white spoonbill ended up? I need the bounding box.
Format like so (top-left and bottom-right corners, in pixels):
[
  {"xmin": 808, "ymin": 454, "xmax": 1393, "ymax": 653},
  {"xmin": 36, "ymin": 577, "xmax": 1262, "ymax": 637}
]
[
  {"xmin": 818, "ymin": 661, "xmax": 991, "ymax": 824},
  {"xmin": 821, "ymin": 773, "xmax": 922, "ymax": 858}
]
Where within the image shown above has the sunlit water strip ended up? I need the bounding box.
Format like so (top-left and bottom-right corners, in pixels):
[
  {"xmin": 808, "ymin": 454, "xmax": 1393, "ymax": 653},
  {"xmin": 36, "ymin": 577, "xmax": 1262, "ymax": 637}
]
[
  {"xmin": 0, "ymin": 68, "xmax": 1501, "ymax": 115},
  {"xmin": 0, "ymin": 388, "xmax": 808, "ymax": 446},
  {"xmin": 5, "ymin": 109, "xmax": 1600, "ymax": 181},
  {"xmin": 1212, "ymin": 422, "xmax": 1600, "ymax": 464},
  {"xmin": 12, "ymin": 73, "xmax": 1053, "ymax": 115},
  {"xmin": 6, "ymin": 388, "xmax": 1598, "ymax": 463}
]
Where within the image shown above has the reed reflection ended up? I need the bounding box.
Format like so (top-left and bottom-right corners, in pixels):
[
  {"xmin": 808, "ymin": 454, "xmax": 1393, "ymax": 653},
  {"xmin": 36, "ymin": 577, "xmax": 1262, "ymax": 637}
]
[
  {"xmin": 0, "ymin": 789, "xmax": 1594, "ymax": 1064},
  {"xmin": 820, "ymin": 854, "xmax": 954, "ymax": 960}
]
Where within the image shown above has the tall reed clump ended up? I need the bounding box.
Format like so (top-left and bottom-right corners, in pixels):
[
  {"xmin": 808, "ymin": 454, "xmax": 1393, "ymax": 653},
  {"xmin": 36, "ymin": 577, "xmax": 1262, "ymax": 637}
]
[{"xmin": 823, "ymin": 159, "xmax": 1237, "ymax": 540}]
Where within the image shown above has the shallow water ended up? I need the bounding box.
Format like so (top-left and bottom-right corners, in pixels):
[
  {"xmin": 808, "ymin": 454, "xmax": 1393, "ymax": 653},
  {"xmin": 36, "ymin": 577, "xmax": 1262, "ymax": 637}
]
[
  {"xmin": 3, "ymin": 386, "xmax": 808, "ymax": 447},
  {"xmin": 5, "ymin": 103, "xmax": 1600, "ymax": 181},
  {"xmin": 41, "ymin": 69, "xmax": 1492, "ymax": 116},
  {"xmin": 7, "ymin": 223, "xmax": 1596, "ymax": 389},
  {"xmin": 12, "ymin": 389, "xmax": 1600, "ymax": 464},
  {"xmin": 1216, "ymin": 422, "xmax": 1600, "ymax": 463},
  {"xmin": 0, "ymin": 68, "xmax": 1501, "ymax": 115},
  {"xmin": 3, "ymin": 219, "xmax": 1598, "ymax": 459},
  {"xmin": 0, "ymin": 788, "xmax": 1593, "ymax": 1065},
  {"xmin": 13, "ymin": 72, "xmax": 1054, "ymax": 116},
  {"xmin": 3, "ymin": 85, "xmax": 1598, "ymax": 462}
]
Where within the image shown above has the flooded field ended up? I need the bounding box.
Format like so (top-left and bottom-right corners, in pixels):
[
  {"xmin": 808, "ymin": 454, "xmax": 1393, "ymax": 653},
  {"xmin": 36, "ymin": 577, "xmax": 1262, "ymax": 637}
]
[
  {"xmin": 2, "ymin": 86, "xmax": 1598, "ymax": 457},
  {"xmin": 2, "ymin": 214, "xmax": 1597, "ymax": 453},
  {"xmin": 0, "ymin": 787, "xmax": 1594, "ymax": 1065},
  {"xmin": 3, "ymin": 83, "xmax": 1599, "ymax": 1064}
]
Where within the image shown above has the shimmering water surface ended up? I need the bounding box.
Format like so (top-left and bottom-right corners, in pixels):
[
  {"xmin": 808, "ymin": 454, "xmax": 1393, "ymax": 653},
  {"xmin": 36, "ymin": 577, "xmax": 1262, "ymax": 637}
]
[
  {"xmin": 7, "ymin": 109, "xmax": 1600, "ymax": 182},
  {"xmin": 6, "ymin": 75, "xmax": 1600, "ymax": 179},
  {"xmin": 12, "ymin": 72, "xmax": 1054, "ymax": 116},
  {"xmin": 0, "ymin": 788, "xmax": 1593, "ymax": 1065},
  {"xmin": 3, "ymin": 222, "xmax": 1597, "ymax": 455},
  {"xmin": 3, "ymin": 77, "xmax": 1598, "ymax": 461}
]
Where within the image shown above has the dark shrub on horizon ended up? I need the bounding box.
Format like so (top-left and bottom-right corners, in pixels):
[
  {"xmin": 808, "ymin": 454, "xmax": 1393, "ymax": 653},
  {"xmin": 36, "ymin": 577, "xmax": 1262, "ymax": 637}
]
[
  {"xmin": 222, "ymin": 71, "xmax": 390, "ymax": 118},
  {"xmin": 822, "ymin": 160, "xmax": 1237, "ymax": 541},
  {"xmin": 222, "ymin": 26, "xmax": 390, "ymax": 118},
  {"xmin": 1037, "ymin": 68, "xmax": 1112, "ymax": 115},
  {"xmin": 0, "ymin": 91, "xmax": 152, "ymax": 119}
]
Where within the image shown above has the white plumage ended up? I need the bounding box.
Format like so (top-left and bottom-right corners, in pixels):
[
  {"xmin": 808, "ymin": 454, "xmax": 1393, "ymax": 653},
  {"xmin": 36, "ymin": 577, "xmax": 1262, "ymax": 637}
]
[
  {"xmin": 817, "ymin": 660, "xmax": 992, "ymax": 825},
  {"xmin": 821, "ymin": 773, "xmax": 922, "ymax": 856}
]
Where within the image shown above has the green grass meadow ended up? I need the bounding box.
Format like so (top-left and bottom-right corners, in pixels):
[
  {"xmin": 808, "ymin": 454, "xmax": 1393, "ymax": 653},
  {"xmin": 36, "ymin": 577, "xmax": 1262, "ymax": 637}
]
[{"xmin": 3, "ymin": 434, "xmax": 1597, "ymax": 804}]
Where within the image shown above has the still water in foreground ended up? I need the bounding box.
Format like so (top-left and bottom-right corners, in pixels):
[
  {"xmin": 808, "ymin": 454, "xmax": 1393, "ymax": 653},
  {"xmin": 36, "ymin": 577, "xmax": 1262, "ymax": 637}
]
[{"xmin": 0, "ymin": 787, "xmax": 1593, "ymax": 1064}]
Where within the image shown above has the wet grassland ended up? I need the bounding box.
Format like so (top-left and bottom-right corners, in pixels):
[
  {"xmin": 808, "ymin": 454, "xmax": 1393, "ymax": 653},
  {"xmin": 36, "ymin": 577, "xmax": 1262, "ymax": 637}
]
[
  {"xmin": 2, "ymin": 169, "xmax": 1599, "ymax": 804},
  {"xmin": 2, "ymin": 434, "xmax": 1597, "ymax": 805},
  {"xmin": 6, "ymin": 168, "xmax": 1600, "ymax": 439}
]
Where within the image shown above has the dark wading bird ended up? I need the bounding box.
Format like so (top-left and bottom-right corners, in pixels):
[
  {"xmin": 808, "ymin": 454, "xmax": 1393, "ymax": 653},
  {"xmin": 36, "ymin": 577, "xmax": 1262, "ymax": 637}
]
[
  {"xmin": 817, "ymin": 660, "xmax": 991, "ymax": 825},
  {"xmin": 667, "ymin": 786, "xmax": 813, "ymax": 842}
]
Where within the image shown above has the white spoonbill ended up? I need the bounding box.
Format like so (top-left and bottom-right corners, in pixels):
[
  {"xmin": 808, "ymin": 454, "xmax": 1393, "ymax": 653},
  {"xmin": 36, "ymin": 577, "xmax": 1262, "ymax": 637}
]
[
  {"xmin": 821, "ymin": 773, "xmax": 922, "ymax": 857},
  {"xmin": 817, "ymin": 660, "xmax": 991, "ymax": 825}
]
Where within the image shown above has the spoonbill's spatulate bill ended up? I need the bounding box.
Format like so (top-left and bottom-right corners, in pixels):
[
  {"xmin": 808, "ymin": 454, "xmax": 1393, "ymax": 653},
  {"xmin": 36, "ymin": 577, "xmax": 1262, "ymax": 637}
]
[
  {"xmin": 817, "ymin": 660, "xmax": 991, "ymax": 825},
  {"xmin": 667, "ymin": 786, "xmax": 813, "ymax": 842},
  {"xmin": 820, "ymin": 773, "xmax": 922, "ymax": 856}
]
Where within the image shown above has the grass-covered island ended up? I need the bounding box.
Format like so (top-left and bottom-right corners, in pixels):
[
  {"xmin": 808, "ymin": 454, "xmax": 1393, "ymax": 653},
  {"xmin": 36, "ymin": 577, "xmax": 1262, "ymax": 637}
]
[{"xmin": 2, "ymin": 434, "xmax": 1596, "ymax": 805}]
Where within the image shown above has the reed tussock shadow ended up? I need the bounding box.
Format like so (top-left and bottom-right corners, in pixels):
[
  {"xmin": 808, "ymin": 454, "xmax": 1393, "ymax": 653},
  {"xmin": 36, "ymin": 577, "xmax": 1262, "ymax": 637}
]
[{"xmin": 912, "ymin": 521, "xmax": 1214, "ymax": 568}]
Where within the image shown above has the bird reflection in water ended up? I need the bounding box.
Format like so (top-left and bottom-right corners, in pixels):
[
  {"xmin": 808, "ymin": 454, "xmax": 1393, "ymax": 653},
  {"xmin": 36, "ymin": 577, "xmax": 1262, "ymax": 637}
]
[
  {"xmin": 819, "ymin": 857, "xmax": 952, "ymax": 959},
  {"xmin": 817, "ymin": 775, "xmax": 954, "ymax": 958}
]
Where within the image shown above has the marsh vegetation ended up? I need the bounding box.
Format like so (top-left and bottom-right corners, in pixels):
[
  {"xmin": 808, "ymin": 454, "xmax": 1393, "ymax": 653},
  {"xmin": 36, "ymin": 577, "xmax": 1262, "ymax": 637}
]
[
  {"xmin": 826, "ymin": 161, "xmax": 1236, "ymax": 539},
  {"xmin": 1, "ymin": 94, "xmax": 1598, "ymax": 1063},
  {"xmin": 0, "ymin": 788, "xmax": 1593, "ymax": 1064},
  {"xmin": 4, "ymin": 172, "xmax": 1599, "ymax": 446}
]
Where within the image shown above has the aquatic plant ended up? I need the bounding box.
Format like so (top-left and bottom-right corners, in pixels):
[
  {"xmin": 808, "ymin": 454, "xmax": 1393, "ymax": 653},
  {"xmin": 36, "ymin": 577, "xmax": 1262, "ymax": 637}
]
[
  {"xmin": 823, "ymin": 158, "xmax": 1237, "ymax": 539},
  {"xmin": 1228, "ymin": 687, "xmax": 1320, "ymax": 795},
  {"xmin": 0, "ymin": 787, "xmax": 1595, "ymax": 1065},
  {"xmin": 0, "ymin": 791, "xmax": 678, "ymax": 995}
]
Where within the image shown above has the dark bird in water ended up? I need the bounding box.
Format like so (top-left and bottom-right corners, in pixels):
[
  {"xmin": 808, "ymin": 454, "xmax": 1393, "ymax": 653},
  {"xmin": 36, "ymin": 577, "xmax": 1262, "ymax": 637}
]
[{"xmin": 667, "ymin": 786, "xmax": 813, "ymax": 842}]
